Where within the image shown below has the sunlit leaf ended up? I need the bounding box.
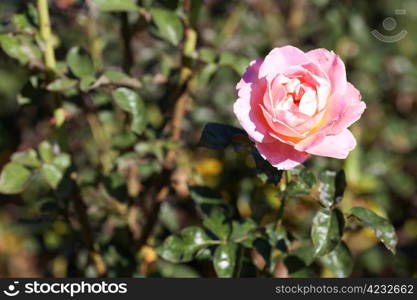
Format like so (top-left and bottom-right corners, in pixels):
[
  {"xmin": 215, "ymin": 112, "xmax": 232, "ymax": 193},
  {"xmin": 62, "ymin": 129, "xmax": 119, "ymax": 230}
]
[
  {"xmin": 0, "ymin": 163, "xmax": 32, "ymax": 194},
  {"xmin": 38, "ymin": 141, "xmax": 54, "ymax": 163},
  {"xmin": 41, "ymin": 164, "xmax": 63, "ymax": 189},
  {"xmin": 319, "ymin": 170, "xmax": 346, "ymax": 208},
  {"xmin": 11, "ymin": 149, "xmax": 41, "ymax": 168},
  {"xmin": 350, "ymin": 207, "xmax": 397, "ymax": 254},
  {"xmin": 112, "ymin": 88, "xmax": 147, "ymax": 135},
  {"xmin": 213, "ymin": 243, "xmax": 241, "ymax": 278},
  {"xmin": 311, "ymin": 208, "xmax": 344, "ymax": 256}
]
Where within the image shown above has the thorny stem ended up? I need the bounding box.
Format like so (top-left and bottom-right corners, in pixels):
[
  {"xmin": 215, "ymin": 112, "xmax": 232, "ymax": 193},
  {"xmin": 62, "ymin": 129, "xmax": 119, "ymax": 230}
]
[{"xmin": 37, "ymin": 0, "xmax": 56, "ymax": 71}]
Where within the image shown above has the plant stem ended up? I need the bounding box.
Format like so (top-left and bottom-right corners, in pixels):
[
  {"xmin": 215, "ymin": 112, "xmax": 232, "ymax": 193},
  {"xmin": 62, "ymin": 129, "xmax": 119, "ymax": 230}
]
[
  {"xmin": 37, "ymin": 0, "xmax": 56, "ymax": 71},
  {"xmin": 275, "ymin": 170, "xmax": 291, "ymax": 230},
  {"xmin": 73, "ymin": 183, "xmax": 107, "ymax": 276}
]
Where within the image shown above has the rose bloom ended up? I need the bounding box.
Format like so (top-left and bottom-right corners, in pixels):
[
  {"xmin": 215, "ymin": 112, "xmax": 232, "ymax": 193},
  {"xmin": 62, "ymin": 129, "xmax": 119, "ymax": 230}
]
[{"xmin": 234, "ymin": 46, "xmax": 366, "ymax": 170}]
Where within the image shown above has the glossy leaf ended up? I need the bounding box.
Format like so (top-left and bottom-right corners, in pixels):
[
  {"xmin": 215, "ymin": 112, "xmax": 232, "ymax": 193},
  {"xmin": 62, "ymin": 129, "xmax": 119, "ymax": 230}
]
[
  {"xmin": 151, "ymin": 8, "xmax": 184, "ymax": 46},
  {"xmin": 319, "ymin": 242, "xmax": 353, "ymax": 278},
  {"xmin": 311, "ymin": 208, "xmax": 344, "ymax": 256},
  {"xmin": 112, "ymin": 88, "xmax": 147, "ymax": 135},
  {"xmin": 93, "ymin": 0, "xmax": 138, "ymax": 12},
  {"xmin": 66, "ymin": 47, "xmax": 95, "ymax": 79},
  {"xmin": 157, "ymin": 226, "xmax": 212, "ymax": 263},
  {"xmin": 213, "ymin": 243, "xmax": 240, "ymax": 278},
  {"xmin": 350, "ymin": 207, "xmax": 397, "ymax": 254},
  {"xmin": 319, "ymin": 170, "xmax": 346, "ymax": 208},
  {"xmin": 11, "ymin": 149, "xmax": 41, "ymax": 168},
  {"xmin": 0, "ymin": 163, "xmax": 32, "ymax": 194}
]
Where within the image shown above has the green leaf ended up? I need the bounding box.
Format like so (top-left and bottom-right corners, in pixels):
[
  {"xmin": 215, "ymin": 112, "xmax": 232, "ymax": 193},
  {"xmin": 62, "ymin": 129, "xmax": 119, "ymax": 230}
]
[
  {"xmin": 350, "ymin": 207, "xmax": 397, "ymax": 254},
  {"xmin": 11, "ymin": 149, "xmax": 41, "ymax": 168},
  {"xmin": 38, "ymin": 141, "xmax": 54, "ymax": 163},
  {"xmin": 157, "ymin": 226, "xmax": 212, "ymax": 263},
  {"xmin": 199, "ymin": 123, "xmax": 246, "ymax": 150},
  {"xmin": 41, "ymin": 164, "xmax": 63, "ymax": 189},
  {"xmin": 213, "ymin": 243, "xmax": 241, "ymax": 278},
  {"xmin": 319, "ymin": 242, "xmax": 353, "ymax": 278},
  {"xmin": 230, "ymin": 219, "xmax": 257, "ymax": 246},
  {"xmin": 0, "ymin": 163, "xmax": 32, "ymax": 194},
  {"xmin": 151, "ymin": 8, "xmax": 184, "ymax": 46},
  {"xmin": 112, "ymin": 88, "xmax": 147, "ymax": 134},
  {"xmin": 311, "ymin": 208, "xmax": 344, "ymax": 256},
  {"xmin": 93, "ymin": 0, "xmax": 139, "ymax": 11},
  {"xmin": 52, "ymin": 153, "xmax": 71, "ymax": 171},
  {"xmin": 66, "ymin": 47, "xmax": 95, "ymax": 79},
  {"xmin": 203, "ymin": 208, "xmax": 231, "ymax": 241},
  {"xmin": 319, "ymin": 170, "xmax": 346, "ymax": 208},
  {"xmin": 0, "ymin": 34, "xmax": 41, "ymax": 65},
  {"xmin": 47, "ymin": 78, "xmax": 78, "ymax": 92},
  {"xmin": 286, "ymin": 166, "xmax": 315, "ymax": 197}
]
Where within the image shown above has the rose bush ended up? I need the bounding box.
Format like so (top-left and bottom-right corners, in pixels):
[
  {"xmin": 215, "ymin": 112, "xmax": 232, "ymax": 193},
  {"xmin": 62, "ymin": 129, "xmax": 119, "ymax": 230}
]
[{"xmin": 234, "ymin": 46, "xmax": 366, "ymax": 169}]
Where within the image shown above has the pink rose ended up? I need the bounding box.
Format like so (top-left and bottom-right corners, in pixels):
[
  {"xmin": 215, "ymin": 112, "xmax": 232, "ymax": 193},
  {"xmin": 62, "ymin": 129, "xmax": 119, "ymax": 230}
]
[{"xmin": 234, "ymin": 46, "xmax": 366, "ymax": 170}]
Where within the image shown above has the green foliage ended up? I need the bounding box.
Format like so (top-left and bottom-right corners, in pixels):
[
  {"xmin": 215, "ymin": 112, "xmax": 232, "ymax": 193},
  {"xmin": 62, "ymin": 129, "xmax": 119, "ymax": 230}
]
[
  {"xmin": 350, "ymin": 207, "xmax": 398, "ymax": 254},
  {"xmin": 66, "ymin": 47, "xmax": 95, "ymax": 80},
  {"xmin": 0, "ymin": 0, "xmax": 411, "ymax": 279},
  {"xmin": 311, "ymin": 209, "xmax": 344, "ymax": 256},
  {"xmin": 157, "ymin": 227, "xmax": 212, "ymax": 263},
  {"xmin": 320, "ymin": 242, "xmax": 353, "ymax": 278},
  {"xmin": 93, "ymin": 0, "xmax": 139, "ymax": 12},
  {"xmin": 213, "ymin": 243, "xmax": 241, "ymax": 278},
  {"xmin": 150, "ymin": 8, "xmax": 184, "ymax": 46},
  {"xmin": 0, "ymin": 163, "xmax": 32, "ymax": 194},
  {"xmin": 112, "ymin": 88, "xmax": 148, "ymax": 135},
  {"xmin": 319, "ymin": 170, "xmax": 346, "ymax": 208}
]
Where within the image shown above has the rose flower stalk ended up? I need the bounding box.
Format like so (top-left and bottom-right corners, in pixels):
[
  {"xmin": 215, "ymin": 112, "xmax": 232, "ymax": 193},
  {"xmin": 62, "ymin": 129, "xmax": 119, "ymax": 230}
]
[{"xmin": 234, "ymin": 46, "xmax": 366, "ymax": 170}]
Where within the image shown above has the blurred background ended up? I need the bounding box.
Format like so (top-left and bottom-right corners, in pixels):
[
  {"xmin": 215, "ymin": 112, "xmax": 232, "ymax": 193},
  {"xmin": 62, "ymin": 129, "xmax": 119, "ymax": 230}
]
[{"xmin": 0, "ymin": 0, "xmax": 416, "ymax": 277}]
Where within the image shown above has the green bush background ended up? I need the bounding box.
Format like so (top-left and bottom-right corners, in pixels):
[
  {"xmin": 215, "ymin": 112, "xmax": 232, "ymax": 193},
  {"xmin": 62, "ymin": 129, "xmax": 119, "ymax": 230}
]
[{"xmin": 0, "ymin": 0, "xmax": 416, "ymax": 277}]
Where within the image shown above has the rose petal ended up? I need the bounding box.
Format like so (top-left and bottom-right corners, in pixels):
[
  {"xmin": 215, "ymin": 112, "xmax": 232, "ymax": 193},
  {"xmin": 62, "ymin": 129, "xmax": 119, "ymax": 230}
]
[
  {"xmin": 259, "ymin": 46, "xmax": 311, "ymax": 80},
  {"xmin": 304, "ymin": 129, "xmax": 356, "ymax": 159},
  {"xmin": 255, "ymin": 140, "xmax": 309, "ymax": 170},
  {"xmin": 306, "ymin": 48, "xmax": 347, "ymax": 94},
  {"xmin": 234, "ymin": 59, "xmax": 274, "ymax": 143}
]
